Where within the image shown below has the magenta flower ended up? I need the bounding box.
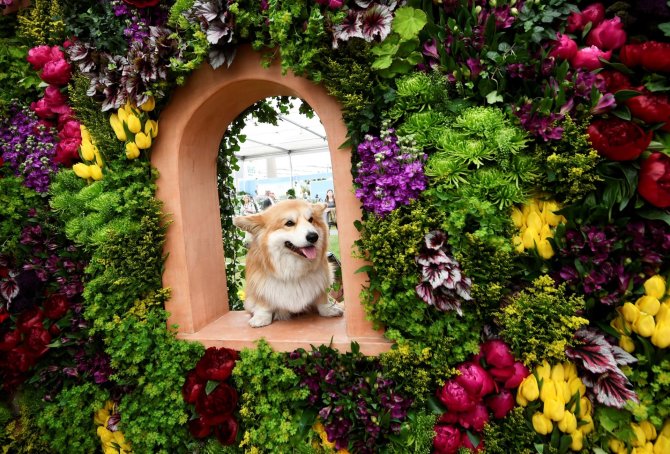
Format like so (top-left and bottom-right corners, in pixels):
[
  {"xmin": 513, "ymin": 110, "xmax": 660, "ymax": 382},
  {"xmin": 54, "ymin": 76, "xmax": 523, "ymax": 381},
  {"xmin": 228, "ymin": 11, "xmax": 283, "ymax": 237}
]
[
  {"xmin": 480, "ymin": 339, "xmax": 515, "ymax": 369},
  {"xmin": 570, "ymin": 46, "xmax": 612, "ymax": 71},
  {"xmin": 503, "ymin": 362, "xmax": 530, "ymax": 389},
  {"xmin": 27, "ymin": 45, "xmax": 64, "ymax": 70},
  {"xmin": 458, "ymin": 403, "xmax": 489, "ymax": 431},
  {"xmin": 438, "ymin": 380, "xmax": 477, "ymax": 412},
  {"xmin": 40, "ymin": 59, "xmax": 72, "ymax": 86},
  {"xmin": 549, "ymin": 33, "xmax": 578, "ymax": 60},
  {"xmin": 485, "ymin": 389, "xmax": 516, "ymax": 419},
  {"xmin": 586, "ymin": 17, "xmax": 627, "ymax": 51},
  {"xmin": 433, "ymin": 424, "xmax": 462, "ymax": 454},
  {"xmin": 455, "ymin": 361, "xmax": 496, "ymax": 398},
  {"xmin": 566, "ymin": 3, "xmax": 605, "ymax": 33}
]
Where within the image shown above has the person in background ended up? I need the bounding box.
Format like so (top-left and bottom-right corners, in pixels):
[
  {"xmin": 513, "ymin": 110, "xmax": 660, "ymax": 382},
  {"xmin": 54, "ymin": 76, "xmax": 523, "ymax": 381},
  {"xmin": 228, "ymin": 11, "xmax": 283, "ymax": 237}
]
[
  {"xmin": 325, "ymin": 189, "xmax": 336, "ymax": 230},
  {"xmin": 261, "ymin": 190, "xmax": 276, "ymax": 211},
  {"xmin": 241, "ymin": 194, "xmax": 258, "ymax": 215}
]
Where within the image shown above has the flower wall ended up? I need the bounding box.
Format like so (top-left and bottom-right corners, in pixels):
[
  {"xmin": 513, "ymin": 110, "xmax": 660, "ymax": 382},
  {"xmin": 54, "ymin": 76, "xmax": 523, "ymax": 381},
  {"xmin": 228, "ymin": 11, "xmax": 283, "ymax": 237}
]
[{"xmin": 2, "ymin": 0, "xmax": 670, "ymax": 453}]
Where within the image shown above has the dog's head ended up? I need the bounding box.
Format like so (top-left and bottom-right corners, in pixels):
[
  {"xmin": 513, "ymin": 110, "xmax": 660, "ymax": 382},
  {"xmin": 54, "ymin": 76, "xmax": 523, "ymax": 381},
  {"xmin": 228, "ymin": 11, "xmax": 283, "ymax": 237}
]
[{"xmin": 233, "ymin": 199, "xmax": 328, "ymax": 263}]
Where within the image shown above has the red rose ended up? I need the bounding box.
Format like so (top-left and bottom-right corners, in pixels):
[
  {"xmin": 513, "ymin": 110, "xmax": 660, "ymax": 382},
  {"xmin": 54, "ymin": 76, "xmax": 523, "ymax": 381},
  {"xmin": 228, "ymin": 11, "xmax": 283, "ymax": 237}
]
[
  {"xmin": 587, "ymin": 118, "xmax": 652, "ymax": 161},
  {"xmin": 16, "ymin": 307, "xmax": 44, "ymax": 333},
  {"xmin": 549, "ymin": 33, "xmax": 578, "ymax": 60},
  {"xmin": 195, "ymin": 382, "xmax": 238, "ymax": 418},
  {"xmin": 122, "ymin": 0, "xmax": 161, "ymax": 7},
  {"xmin": 23, "ymin": 326, "xmax": 51, "ymax": 355},
  {"xmin": 621, "ymin": 42, "xmax": 670, "ymax": 73},
  {"xmin": 195, "ymin": 347, "xmax": 238, "ymax": 381},
  {"xmin": 565, "ymin": 3, "xmax": 605, "ymax": 33},
  {"xmin": 455, "ymin": 362, "xmax": 496, "ymax": 398},
  {"xmin": 7, "ymin": 346, "xmax": 37, "ymax": 372},
  {"xmin": 187, "ymin": 416, "xmax": 212, "ymax": 439},
  {"xmin": 214, "ymin": 414, "xmax": 239, "ymax": 445},
  {"xmin": 626, "ymin": 91, "xmax": 670, "ymax": 127},
  {"xmin": 503, "ymin": 362, "xmax": 530, "ymax": 389},
  {"xmin": 433, "ymin": 424, "xmax": 463, "ymax": 454},
  {"xmin": 40, "ymin": 59, "xmax": 71, "ymax": 86},
  {"xmin": 480, "ymin": 340, "xmax": 515, "ymax": 369},
  {"xmin": 0, "ymin": 329, "xmax": 21, "ymax": 351},
  {"xmin": 585, "ymin": 17, "xmax": 627, "ymax": 51},
  {"xmin": 570, "ymin": 46, "xmax": 612, "ymax": 71},
  {"xmin": 485, "ymin": 389, "xmax": 516, "ymax": 419},
  {"xmin": 598, "ymin": 70, "xmax": 631, "ymax": 93},
  {"xmin": 43, "ymin": 294, "xmax": 70, "ymax": 320},
  {"xmin": 182, "ymin": 370, "xmax": 205, "ymax": 404},
  {"xmin": 437, "ymin": 380, "xmax": 477, "ymax": 412},
  {"xmin": 27, "ymin": 45, "xmax": 64, "ymax": 70},
  {"xmin": 459, "ymin": 403, "xmax": 490, "ymax": 431},
  {"xmin": 638, "ymin": 152, "xmax": 670, "ymax": 208}
]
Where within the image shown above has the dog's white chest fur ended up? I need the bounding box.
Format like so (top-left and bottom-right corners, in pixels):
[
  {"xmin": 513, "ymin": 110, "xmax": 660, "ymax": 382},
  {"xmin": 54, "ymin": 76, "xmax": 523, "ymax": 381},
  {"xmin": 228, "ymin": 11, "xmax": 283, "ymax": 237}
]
[{"xmin": 253, "ymin": 271, "xmax": 330, "ymax": 313}]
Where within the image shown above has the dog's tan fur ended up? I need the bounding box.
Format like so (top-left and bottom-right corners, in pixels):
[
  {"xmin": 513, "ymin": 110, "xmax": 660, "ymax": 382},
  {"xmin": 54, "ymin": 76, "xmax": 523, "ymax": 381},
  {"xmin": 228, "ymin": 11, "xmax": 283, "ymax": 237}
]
[{"xmin": 233, "ymin": 199, "xmax": 344, "ymax": 327}]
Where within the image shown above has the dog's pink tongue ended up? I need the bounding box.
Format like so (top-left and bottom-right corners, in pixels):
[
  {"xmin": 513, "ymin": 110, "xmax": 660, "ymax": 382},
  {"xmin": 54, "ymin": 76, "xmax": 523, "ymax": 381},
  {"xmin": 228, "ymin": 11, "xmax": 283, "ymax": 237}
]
[{"xmin": 299, "ymin": 246, "xmax": 317, "ymax": 259}]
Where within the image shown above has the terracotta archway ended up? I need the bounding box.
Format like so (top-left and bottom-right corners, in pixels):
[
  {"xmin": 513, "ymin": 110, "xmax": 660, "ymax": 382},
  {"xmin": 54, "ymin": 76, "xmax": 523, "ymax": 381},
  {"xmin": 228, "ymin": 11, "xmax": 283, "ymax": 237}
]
[{"xmin": 152, "ymin": 46, "xmax": 390, "ymax": 354}]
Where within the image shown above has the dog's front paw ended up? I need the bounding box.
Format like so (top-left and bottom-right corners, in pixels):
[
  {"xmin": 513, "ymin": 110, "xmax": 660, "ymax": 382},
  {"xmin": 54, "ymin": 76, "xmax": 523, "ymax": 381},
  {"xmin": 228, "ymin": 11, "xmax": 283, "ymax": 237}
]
[
  {"xmin": 317, "ymin": 300, "xmax": 344, "ymax": 318},
  {"xmin": 248, "ymin": 311, "xmax": 273, "ymax": 328}
]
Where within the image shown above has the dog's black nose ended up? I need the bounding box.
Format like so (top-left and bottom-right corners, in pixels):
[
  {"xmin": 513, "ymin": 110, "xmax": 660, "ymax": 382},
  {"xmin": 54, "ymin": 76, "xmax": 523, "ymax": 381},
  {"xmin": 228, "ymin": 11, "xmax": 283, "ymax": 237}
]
[{"xmin": 306, "ymin": 232, "xmax": 319, "ymax": 244}]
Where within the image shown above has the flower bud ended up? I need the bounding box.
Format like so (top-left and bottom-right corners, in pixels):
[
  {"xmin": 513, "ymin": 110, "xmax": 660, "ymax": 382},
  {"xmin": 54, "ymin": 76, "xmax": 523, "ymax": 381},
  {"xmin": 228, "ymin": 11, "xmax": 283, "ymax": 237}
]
[
  {"xmin": 654, "ymin": 434, "xmax": 670, "ymax": 454},
  {"xmin": 80, "ymin": 141, "xmax": 95, "ymax": 161},
  {"xmin": 656, "ymin": 304, "xmax": 670, "ymax": 324},
  {"xmin": 570, "ymin": 429, "xmax": 584, "ymax": 451},
  {"xmin": 117, "ymin": 107, "xmax": 128, "ymax": 123},
  {"xmin": 532, "ymin": 412, "xmax": 553, "ymax": 435},
  {"xmin": 481, "ymin": 339, "xmax": 516, "ymax": 368},
  {"xmin": 579, "ymin": 397, "xmax": 592, "ymax": 418},
  {"xmin": 550, "ymin": 364, "xmax": 565, "ymax": 383},
  {"xmin": 526, "ymin": 211, "xmax": 543, "ymax": 232},
  {"xmin": 539, "ymin": 224, "xmax": 553, "ymax": 241},
  {"xmin": 640, "ymin": 420, "xmax": 657, "ymax": 441},
  {"xmin": 581, "ymin": 413, "xmax": 595, "ymax": 434},
  {"xmin": 94, "ymin": 150, "xmax": 103, "ymax": 168},
  {"xmin": 72, "ymin": 163, "xmax": 91, "ymax": 179},
  {"xmin": 145, "ymin": 119, "xmax": 158, "ymax": 138},
  {"xmin": 511, "ymin": 207, "xmax": 524, "ymax": 228},
  {"xmin": 537, "ymin": 239, "xmax": 555, "ymax": 259},
  {"xmin": 651, "ymin": 320, "xmax": 670, "ymax": 349},
  {"xmin": 609, "ymin": 439, "xmax": 626, "ymax": 454},
  {"xmin": 619, "ymin": 335, "xmax": 636, "ymax": 353},
  {"xmin": 637, "ymin": 295, "xmax": 661, "ymax": 316},
  {"xmin": 558, "ymin": 410, "xmax": 577, "ymax": 434},
  {"xmin": 536, "ymin": 361, "xmax": 551, "ymax": 380},
  {"xmin": 634, "ymin": 313, "xmax": 656, "ymax": 338},
  {"xmin": 632, "ymin": 423, "xmax": 647, "ymax": 447},
  {"xmin": 568, "ymin": 377, "xmax": 586, "ymax": 398},
  {"xmin": 127, "ymin": 114, "xmax": 142, "ymax": 134},
  {"xmin": 622, "ymin": 302, "xmax": 641, "ymax": 324},
  {"xmin": 89, "ymin": 164, "xmax": 103, "ymax": 181},
  {"xmin": 126, "ymin": 142, "xmax": 141, "ymax": 160},
  {"xmin": 662, "ymin": 421, "xmax": 670, "ymax": 438},
  {"xmin": 540, "ymin": 379, "xmax": 557, "ymax": 403},
  {"xmin": 140, "ymin": 96, "xmax": 155, "ymax": 112},
  {"xmin": 543, "ymin": 398, "xmax": 565, "ymax": 422},
  {"xmin": 135, "ymin": 132, "xmax": 152, "ymax": 149},
  {"xmin": 644, "ymin": 275, "xmax": 666, "ymax": 299},
  {"xmin": 563, "ymin": 362, "xmax": 577, "ymax": 381},
  {"xmin": 519, "ymin": 375, "xmax": 540, "ymax": 402},
  {"xmin": 109, "ymin": 114, "xmax": 127, "ymax": 141},
  {"xmin": 80, "ymin": 125, "xmax": 91, "ymax": 143},
  {"xmin": 503, "ymin": 362, "xmax": 530, "ymax": 389},
  {"xmin": 522, "ymin": 227, "xmax": 540, "ymax": 249}
]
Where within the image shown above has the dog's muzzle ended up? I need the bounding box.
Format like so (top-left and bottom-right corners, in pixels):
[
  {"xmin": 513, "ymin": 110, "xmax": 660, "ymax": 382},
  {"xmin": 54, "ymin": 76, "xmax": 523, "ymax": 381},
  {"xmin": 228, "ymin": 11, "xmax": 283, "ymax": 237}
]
[{"xmin": 285, "ymin": 241, "xmax": 318, "ymax": 259}]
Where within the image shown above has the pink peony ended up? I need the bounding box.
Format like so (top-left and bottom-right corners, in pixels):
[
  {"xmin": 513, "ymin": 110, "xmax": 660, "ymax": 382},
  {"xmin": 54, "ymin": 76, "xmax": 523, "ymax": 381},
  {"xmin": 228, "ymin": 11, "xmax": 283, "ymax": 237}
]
[
  {"xmin": 570, "ymin": 46, "xmax": 612, "ymax": 71},
  {"xmin": 27, "ymin": 45, "xmax": 64, "ymax": 70},
  {"xmin": 43, "ymin": 86, "xmax": 70, "ymax": 115},
  {"xmin": 503, "ymin": 362, "xmax": 530, "ymax": 389},
  {"xmin": 438, "ymin": 380, "xmax": 477, "ymax": 412},
  {"xmin": 433, "ymin": 424, "xmax": 463, "ymax": 454},
  {"xmin": 480, "ymin": 340, "xmax": 515, "ymax": 369},
  {"xmin": 459, "ymin": 403, "xmax": 490, "ymax": 431},
  {"xmin": 59, "ymin": 120, "xmax": 81, "ymax": 139},
  {"xmin": 30, "ymin": 98, "xmax": 55, "ymax": 120},
  {"xmin": 549, "ymin": 33, "xmax": 578, "ymax": 60},
  {"xmin": 456, "ymin": 361, "xmax": 496, "ymax": 398},
  {"xmin": 488, "ymin": 365, "xmax": 515, "ymax": 383},
  {"xmin": 462, "ymin": 433, "xmax": 485, "ymax": 452},
  {"xmin": 565, "ymin": 3, "xmax": 605, "ymax": 33},
  {"xmin": 586, "ymin": 17, "xmax": 627, "ymax": 51},
  {"xmin": 54, "ymin": 138, "xmax": 82, "ymax": 166},
  {"xmin": 40, "ymin": 59, "xmax": 72, "ymax": 86},
  {"xmin": 486, "ymin": 389, "xmax": 516, "ymax": 419}
]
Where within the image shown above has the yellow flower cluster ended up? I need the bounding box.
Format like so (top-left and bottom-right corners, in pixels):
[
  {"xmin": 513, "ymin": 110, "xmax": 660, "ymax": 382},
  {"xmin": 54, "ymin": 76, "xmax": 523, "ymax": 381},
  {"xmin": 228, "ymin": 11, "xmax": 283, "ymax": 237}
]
[
  {"xmin": 94, "ymin": 401, "xmax": 132, "ymax": 454},
  {"xmin": 109, "ymin": 97, "xmax": 158, "ymax": 160},
  {"xmin": 73, "ymin": 125, "xmax": 104, "ymax": 181},
  {"xmin": 312, "ymin": 420, "xmax": 350, "ymax": 454},
  {"xmin": 608, "ymin": 419, "xmax": 670, "ymax": 454},
  {"xmin": 611, "ymin": 275, "xmax": 670, "ymax": 351},
  {"xmin": 517, "ymin": 361, "xmax": 592, "ymax": 451},
  {"xmin": 511, "ymin": 200, "xmax": 566, "ymax": 259}
]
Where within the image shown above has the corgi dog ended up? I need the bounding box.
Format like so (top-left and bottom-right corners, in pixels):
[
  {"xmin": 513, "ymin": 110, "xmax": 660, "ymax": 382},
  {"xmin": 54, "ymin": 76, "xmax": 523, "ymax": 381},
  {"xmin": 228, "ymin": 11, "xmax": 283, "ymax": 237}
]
[{"xmin": 233, "ymin": 199, "xmax": 344, "ymax": 327}]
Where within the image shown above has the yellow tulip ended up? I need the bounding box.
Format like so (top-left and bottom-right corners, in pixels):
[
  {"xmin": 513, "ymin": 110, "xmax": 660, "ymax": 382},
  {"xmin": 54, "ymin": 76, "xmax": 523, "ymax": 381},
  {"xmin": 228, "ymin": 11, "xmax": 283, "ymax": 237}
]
[
  {"xmin": 654, "ymin": 434, "xmax": 670, "ymax": 454},
  {"xmin": 532, "ymin": 411, "xmax": 553, "ymax": 435},
  {"xmin": 662, "ymin": 421, "xmax": 670, "ymax": 438},
  {"xmin": 537, "ymin": 361, "xmax": 551, "ymax": 380},
  {"xmin": 140, "ymin": 95, "xmax": 155, "ymax": 111},
  {"xmin": 89, "ymin": 164, "xmax": 103, "ymax": 181},
  {"xmin": 519, "ymin": 374, "xmax": 540, "ymax": 402},
  {"xmin": 134, "ymin": 132, "xmax": 152, "ymax": 149},
  {"xmin": 570, "ymin": 429, "xmax": 584, "ymax": 451},
  {"xmin": 645, "ymin": 275, "xmax": 666, "ymax": 299},
  {"xmin": 145, "ymin": 119, "xmax": 158, "ymax": 138},
  {"xmin": 637, "ymin": 295, "xmax": 661, "ymax": 316},
  {"xmin": 94, "ymin": 149, "xmax": 104, "ymax": 167},
  {"xmin": 542, "ymin": 201, "xmax": 562, "ymax": 227},
  {"xmin": 656, "ymin": 304, "xmax": 670, "ymax": 324},
  {"xmin": 125, "ymin": 142, "xmax": 140, "ymax": 160},
  {"xmin": 641, "ymin": 421, "xmax": 657, "ymax": 441},
  {"xmin": 581, "ymin": 413, "xmax": 595, "ymax": 434},
  {"xmin": 516, "ymin": 391, "xmax": 529, "ymax": 406},
  {"xmin": 72, "ymin": 163, "xmax": 92, "ymax": 179},
  {"xmin": 97, "ymin": 426, "xmax": 114, "ymax": 444},
  {"xmin": 94, "ymin": 408, "xmax": 109, "ymax": 426},
  {"xmin": 633, "ymin": 423, "xmax": 647, "ymax": 447},
  {"xmin": 513, "ymin": 235, "xmax": 525, "ymax": 253},
  {"xmin": 80, "ymin": 125, "xmax": 91, "ymax": 143},
  {"xmin": 558, "ymin": 380, "xmax": 571, "ymax": 404},
  {"xmin": 550, "ymin": 363, "xmax": 565, "ymax": 383},
  {"xmin": 522, "ymin": 226, "xmax": 540, "ymax": 249},
  {"xmin": 610, "ymin": 439, "xmax": 626, "ymax": 454},
  {"xmin": 540, "ymin": 379, "xmax": 557, "ymax": 402},
  {"xmin": 619, "ymin": 335, "xmax": 636, "ymax": 353},
  {"xmin": 579, "ymin": 397, "xmax": 592, "ymax": 418},
  {"xmin": 543, "ymin": 398, "xmax": 565, "ymax": 422},
  {"xmin": 568, "ymin": 377, "xmax": 586, "ymax": 398},
  {"xmin": 80, "ymin": 141, "xmax": 96, "ymax": 161},
  {"xmin": 526, "ymin": 211, "xmax": 543, "ymax": 232},
  {"xmin": 109, "ymin": 114, "xmax": 127, "ymax": 141},
  {"xmin": 634, "ymin": 313, "xmax": 656, "ymax": 338},
  {"xmin": 632, "ymin": 442, "xmax": 654, "ymax": 454},
  {"xmin": 117, "ymin": 107, "xmax": 128, "ymax": 123},
  {"xmin": 511, "ymin": 207, "xmax": 524, "ymax": 228},
  {"xmin": 611, "ymin": 316, "xmax": 627, "ymax": 334},
  {"xmin": 558, "ymin": 410, "xmax": 577, "ymax": 434},
  {"xmin": 564, "ymin": 362, "xmax": 578, "ymax": 381},
  {"xmin": 537, "ymin": 239, "xmax": 555, "ymax": 259},
  {"xmin": 622, "ymin": 302, "xmax": 642, "ymax": 324},
  {"xmin": 126, "ymin": 114, "xmax": 142, "ymax": 134},
  {"xmin": 651, "ymin": 320, "xmax": 670, "ymax": 349}
]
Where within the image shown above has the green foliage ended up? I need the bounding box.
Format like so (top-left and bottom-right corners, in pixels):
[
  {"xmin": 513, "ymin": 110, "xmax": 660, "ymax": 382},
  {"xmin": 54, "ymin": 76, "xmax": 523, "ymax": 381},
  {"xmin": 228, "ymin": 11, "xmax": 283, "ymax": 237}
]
[
  {"xmin": 536, "ymin": 116, "xmax": 604, "ymax": 204},
  {"xmin": 370, "ymin": 7, "xmax": 426, "ymax": 79},
  {"xmin": 16, "ymin": 0, "xmax": 66, "ymax": 45},
  {"xmin": 0, "ymin": 39, "xmax": 41, "ymax": 113},
  {"xmin": 497, "ymin": 275, "xmax": 589, "ymax": 366},
  {"xmin": 380, "ymin": 344, "xmax": 435, "ymax": 404},
  {"xmin": 59, "ymin": 0, "xmax": 127, "ymax": 53},
  {"xmin": 1, "ymin": 390, "xmax": 53, "ymax": 453},
  {"xmin": 626, "ymin": 349, "xmax": 670, "ymax": 428},
  {"xmin": 37, "ymin": 383, "xmax": 109, "ymax": 453},
  {"xmin": 167, "ymin": 0, "xmax": 209, "ymax": 85},
  {"xmin": 233, "ymin": 339, "xmax": 309, "ymax": 453},
  {"xmin": 0, "ymin": 175, "xmax": 39, "ymax": 256},
  {"xmin": 388, "ymin": 411, "xmax": 437, "ymax": 454},
  {"xmin": 389, "ymin": 71, "xmax": 452, "ymax": 125},
  {"xmin": 482, "ymin": 406, "xmax": 536, "ymax": 454}
]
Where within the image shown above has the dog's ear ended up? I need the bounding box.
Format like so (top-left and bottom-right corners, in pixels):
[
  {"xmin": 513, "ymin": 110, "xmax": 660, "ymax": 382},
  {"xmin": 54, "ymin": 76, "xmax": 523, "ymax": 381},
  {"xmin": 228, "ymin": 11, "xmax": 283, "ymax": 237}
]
[
  {"xmin": 233, "ymin": 214, "xmax": 264, "ymax": 234},
  {"xmin": 311, "ymin": 202, "xmax": 327, "ymax": 217}
]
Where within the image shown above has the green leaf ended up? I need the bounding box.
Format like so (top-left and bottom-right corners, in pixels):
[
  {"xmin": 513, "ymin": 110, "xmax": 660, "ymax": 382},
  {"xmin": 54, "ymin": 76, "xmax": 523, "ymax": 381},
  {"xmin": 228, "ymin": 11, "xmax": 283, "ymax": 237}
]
[
  {"xmin": 614, "ymin": 89, "xmax": 642, "ymax": 102},
  {"xmin": 427, "ymin": 395, "xmax": 447, "ymax": 415},
  {"xmin": 486, "ymin": 90, "xmax": 504, "ymax": 104},
  {"xmin": 659, "ymin": 22, "xmax": 670, "ymax": 37},
  {"xmin": 637, "ymin": 208, "xmax": 670, "ymax": 226},
  {"xmin": 372, "ymin": 54, "xmax": 393, "ymax": 70},
  {"xmin": 205, "ymin": 380, "xmax": 218, "ymax": 395},
  {"xmin": 392, "ymin": 7, "xmax": 428, "ymax": 41}
]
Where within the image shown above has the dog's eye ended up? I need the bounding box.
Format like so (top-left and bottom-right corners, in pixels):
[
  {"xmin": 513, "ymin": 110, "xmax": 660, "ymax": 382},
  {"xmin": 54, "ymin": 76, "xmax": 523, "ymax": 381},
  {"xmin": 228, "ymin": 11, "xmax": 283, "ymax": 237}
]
[
  {"xmin": 285, "ymin": 220, "xmax": 295, "ymax": 227},
  {"xmin": 308, "ymin": 217, "xmax": 314, "ymax": 223}
]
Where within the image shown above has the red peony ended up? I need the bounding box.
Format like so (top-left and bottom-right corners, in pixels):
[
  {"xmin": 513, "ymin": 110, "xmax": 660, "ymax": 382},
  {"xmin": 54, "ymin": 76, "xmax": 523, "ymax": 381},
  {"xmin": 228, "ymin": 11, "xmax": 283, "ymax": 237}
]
[
  {"xmin": 565, "ymin": 3, "xmax": 605, "ymax": 33},
  {"xmin": 31, "ymin": 98, "xmax": 55, "ymax": 120},
  {"xmin": 43, "ymin": 294, "xmax": 70, "ymax": 320},
  {"xmin": 27, "ymin": 45, "xmax": 64, "ymax": 70},
  {"xmin": 0, "ymin": 329, "xmax": 21, "ymax": 351},
  {"xmin": 638, "ymin": 152, "xmax": 670, "ymax": 208},
  {"xmin": 458, "ymin": 403, "xmax": 490, "ymax": 431},
  {"xmin": 23, "ymin": 326, "xmax": 51, "ymax": 355},
  {"xmin": 455, "ymin": 361, "xmax": 496, "ymax": 398},
  {"xmin": 585, "ymin": 17, "xmax": 627, "ymax": 51},
  {"xmin": 569, "ymin": 46, "xmax": 612, "ymax": 71},
  {"xmin": 214, "ymin": 414, "xmax": 239, "ymax": 445},
  {"xmin": 438, "ymin": 380, "xmax": 477, "ymax": 412},
  {"xmin": 587, "ymin": 118, "xmax": 652, "ymax": 161},
  {"xmin": 54, "ymin": 138, "xmax": 82, "ymax": 166},
  {"xmin": 182, "ymin": 370, "xmax": 205, "ymax": 404},
  {"xmin": 188, "ymin": 416, "xmax": 213, "ymax": 439},
  {"xmin": 122, "ymin": 0, "xmax": 161, "ymax": 7},
  {"xmin": 16, "ymin": 307, "xmax": 44, "ymax": 333},
  {"xmin": 195, "ymin": 347, "xmax": 238, "ymax": 381},
  {"xmin": 549, "ymin": 33, "xmax": 578, "ymax": 60},
  {"xmin": 620, "ymin": 41, "xmax": 670, "ymax": 73},
  {"xmin": 480, "ymin": 340, "xmax": 515, "ymax": 369},
  {"xmin": 7, "ymin": 346, "xmax": 38, "ymax": 372},
  {"xmin": 462, "ymin": 433, "xmax": 485, "ymax": 452},
  {"xmin": 485, "ymin": 389, "xmax": 516, "ymax": 419},
  {"xmin": 626, "ymin": 91, "xmax": 670, "ymax": 128},
  {"xmin": 503, "ymin": 362, "xmax": 530, "ymax": 389},
  {"xmin": 195, "ymin": 382, "xmax": 238, "ymax": 418},
  {"xmin": 40, "ymin": 59, "xmax": 72, "ymax": 86},
  {"xmin": 598, "ymin": 70, "xmax": 631, "ymax": 93},
  {"xmin": 433, "ymin": 424, "xmax": 463, "ymax": 454}
]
